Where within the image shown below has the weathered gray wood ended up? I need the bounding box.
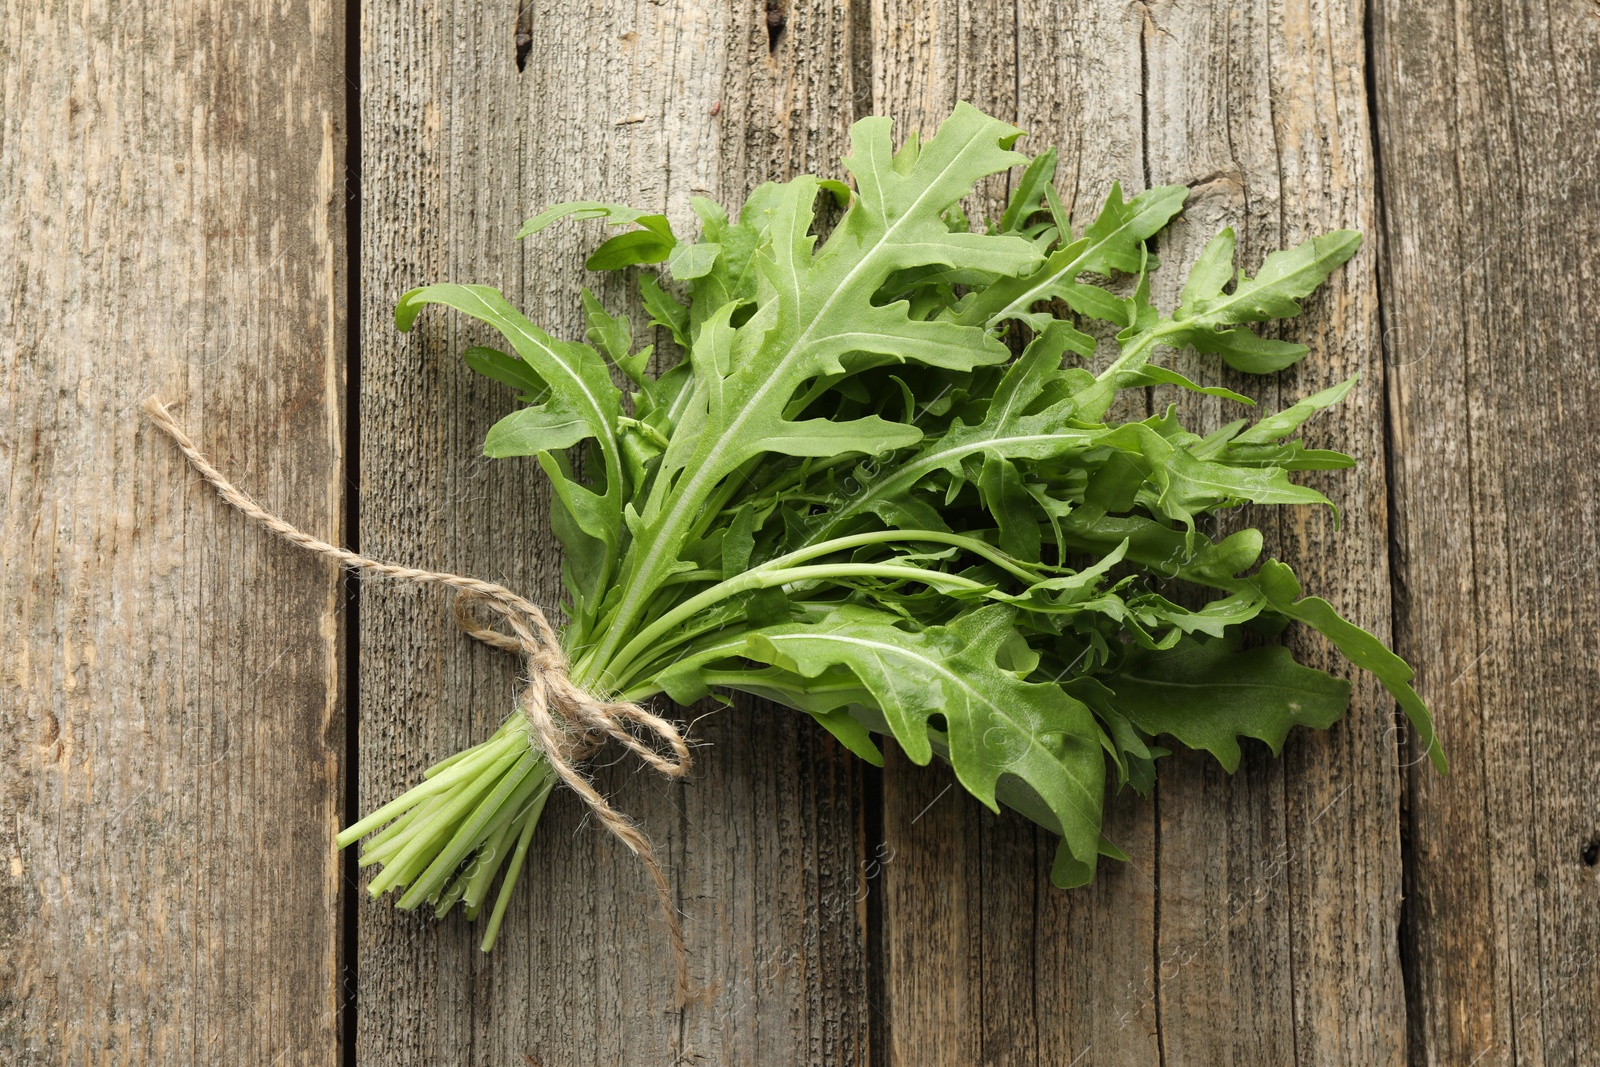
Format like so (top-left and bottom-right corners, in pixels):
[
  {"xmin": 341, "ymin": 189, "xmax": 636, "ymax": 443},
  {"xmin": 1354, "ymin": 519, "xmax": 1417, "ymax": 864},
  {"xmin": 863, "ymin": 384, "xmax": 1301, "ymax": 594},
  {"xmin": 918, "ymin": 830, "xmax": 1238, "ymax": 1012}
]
[
  {"xmin": 0, "ymin": 0, "xmax": 347, "ymax": 1062},
  {"xmin": 6, "ymin": 0, "xmax": 1591, "ymax": 1060},
  {"xmin": 357, "ymin": 2, "xmax": 870, "ymax": 1063},
  {"xmin": 1372, "ymin": 2, "xmax": 1600, "ymax": 1064},
  {"xmin": 868, "ymin": 1, "xmax": 1408, "ymax": 1063},
  {"xmin": 1146, "ymin": 3, "xmax": 1408, "ymax": 1065},
  {"xmin": 868, "ymin": 5, "xmax": 1173, "ymax": 1064}
]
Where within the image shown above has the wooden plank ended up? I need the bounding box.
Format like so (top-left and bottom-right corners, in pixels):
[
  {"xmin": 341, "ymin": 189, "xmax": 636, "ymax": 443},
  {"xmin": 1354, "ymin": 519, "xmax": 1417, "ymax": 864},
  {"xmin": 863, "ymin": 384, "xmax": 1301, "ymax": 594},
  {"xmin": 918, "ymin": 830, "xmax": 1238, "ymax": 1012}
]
[
  {"xmin": 868, "ymin": 1, "xmax": 1408, "ymax": 1062},
  {"xmin": 1371, "ymin": 2, "xmax": 1600, "ymax": 1063},
  {"xmin": 867, "ymin": 8, "xmax": 1034, "ymax": 1066},
  {"xmin": 1144, "ymin": 3, "xmax": 1407, "ymax": 1064},
  {"xmin": 868, "ymin": 5, "xmax": 1168, "ymax": 1065},
  {"xmin": 0, "ymin": 0, "xmax": 347, "ymax": 1062},
  {"xmin": 356, "ymin": 2, "xmax": 870, "ymax": 1063}
]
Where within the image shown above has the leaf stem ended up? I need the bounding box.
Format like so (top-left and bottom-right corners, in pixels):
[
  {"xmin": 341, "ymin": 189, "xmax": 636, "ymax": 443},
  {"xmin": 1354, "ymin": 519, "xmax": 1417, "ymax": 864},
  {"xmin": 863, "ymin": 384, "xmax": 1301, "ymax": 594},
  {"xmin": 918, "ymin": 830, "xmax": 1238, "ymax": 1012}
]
[
  {"xmin": 336, "ymin": 729, "xmax": 524, "ymax": 847},
  {"xmin": 579, "ymin": 529, "xmax": 1029, "ymax": 689},
  {"xmin": 1071, "ymin": 322, "xmax": 1179, "ymax": 422}
]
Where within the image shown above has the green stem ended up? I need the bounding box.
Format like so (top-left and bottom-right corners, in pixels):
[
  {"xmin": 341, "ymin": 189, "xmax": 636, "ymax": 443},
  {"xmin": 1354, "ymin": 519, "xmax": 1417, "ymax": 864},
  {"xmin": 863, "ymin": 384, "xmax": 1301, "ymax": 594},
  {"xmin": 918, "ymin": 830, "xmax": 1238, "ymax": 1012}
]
[
  {"xmin": 397, "ymin": 751, "xmax": 543, "ymax": 909},
  {"xmin": 458, "ymin": 775, "xmax": 552, "ymax": 919},
  {"xmin": 577, "ymin": 529, "xmax": 1029, "ymax": 689},
  {"xmin": 479, "ymin": 784, "xmax": 550, "ymax": 951},
  {"xmin": 422, "ymin": 720, "xmax": 517, "ymax": 778},
  {"xmin": 598, "ymin": 560, "xmax": 987, "ymax": 691},
  {"xmin": 337, "ymin": 730, "xmax": 524, "ymax": 847},
  {"xmin": 358, "ymin": 791, "xmax": 452, "ymax": 867},
  {"xmin": 1070, "ymin": 322, "xmax": 1177, "ymax": 423},
  {"xmin": 366, "ymin": 743, "xmax": 527, "ymax": 896}
]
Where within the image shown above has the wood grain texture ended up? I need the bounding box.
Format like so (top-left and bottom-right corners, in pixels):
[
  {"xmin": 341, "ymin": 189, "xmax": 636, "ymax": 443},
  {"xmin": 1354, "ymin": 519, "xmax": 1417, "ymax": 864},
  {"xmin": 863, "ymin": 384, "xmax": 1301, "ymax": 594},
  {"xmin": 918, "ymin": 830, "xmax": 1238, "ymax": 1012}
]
[
  {"xmin": 356, "ymin": 2, "xmax": 870, "ymax": 1063},
  {"xmin": 9, "ymin": 0, "xmax": 1590, "ymax": 1061},
  {"xmin": 1372, "ymin": 0, "xmax": 1600, "ymax": 1063},
  {"xmin": 0, "ymin": 0, "xmax": 347, "ymax": 1063},
  {"xmin": 868, "ymin": 5, "xmax": 1172, "ymax": 1064},
  {"xmin": 1144, "ymin": 2, "xmax": 1407, "ymax": 1065},
  {"xmin": 867, "ymin": 1, "xmax": 1408, "ymax": 1063}
]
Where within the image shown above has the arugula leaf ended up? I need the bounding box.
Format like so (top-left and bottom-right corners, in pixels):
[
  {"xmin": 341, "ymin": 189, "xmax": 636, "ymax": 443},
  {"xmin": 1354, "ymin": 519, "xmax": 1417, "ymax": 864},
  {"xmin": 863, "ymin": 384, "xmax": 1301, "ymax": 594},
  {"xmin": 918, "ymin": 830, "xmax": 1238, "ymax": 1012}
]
[
  {"xmin": 1168, "ymin": 228, "xmax": 1362, "ymax": 373},
  {"xmin": 1104, "ymin": 637, "xmax": 1350, "ymax": 773},
  {"xmin": 746, "ymin": 605, "xmax": 1107, "ymax": 886},
  {"xmin": 1247, "ymin": 561, "xmax": 1446, "ymax": 772},
  {"xmin": 998, "ymin": 146, "xmax": 1058, "ymax": 236},
  {"xmin": 516, "ymin": 201, "xmax": 683, "ymax": 270},
  {"xmin": 396, "ymin": 284, "xmax": 628, "ymax": 628},
  {"xmin": 955, "ymin": 182, "xmax": 1188, "ymax": 331}
]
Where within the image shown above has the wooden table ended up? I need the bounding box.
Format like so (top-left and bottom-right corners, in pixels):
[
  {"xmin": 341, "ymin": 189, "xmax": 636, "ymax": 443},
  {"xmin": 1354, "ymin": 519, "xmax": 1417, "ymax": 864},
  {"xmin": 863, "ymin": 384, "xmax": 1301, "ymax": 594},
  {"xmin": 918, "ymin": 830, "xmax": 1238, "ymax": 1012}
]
[{"xmin": 4, "ymin": 0, "xmax": 1596, "ymax": 1063}]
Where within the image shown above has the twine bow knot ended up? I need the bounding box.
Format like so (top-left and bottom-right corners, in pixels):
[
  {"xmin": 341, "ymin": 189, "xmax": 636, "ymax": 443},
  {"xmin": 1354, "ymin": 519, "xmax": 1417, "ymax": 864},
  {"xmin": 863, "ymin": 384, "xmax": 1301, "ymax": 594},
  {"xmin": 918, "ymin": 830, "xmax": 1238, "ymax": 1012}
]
[
  {"xmin": 449, "ymin": 588, "xmax": 692, "ymax": 778},
  {"xmin": 143, "ymin": 397, "xmax": 695, "ymax": 998}
]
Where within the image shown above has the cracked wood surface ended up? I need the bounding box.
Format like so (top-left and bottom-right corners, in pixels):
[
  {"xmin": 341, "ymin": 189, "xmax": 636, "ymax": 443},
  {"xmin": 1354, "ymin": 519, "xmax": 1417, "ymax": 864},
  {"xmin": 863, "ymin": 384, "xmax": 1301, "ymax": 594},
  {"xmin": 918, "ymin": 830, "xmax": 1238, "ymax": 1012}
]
[
  {"xmin": 4, "ymin": 0, "xmax": 1596, "ymax": 1063},
  {"xmin": 1373, "ymin": 0, "xmax": 1600, "ymax": 1063},
  {"xmin": 0, "ymin": 0, "xmax": 347, "ymax": 1062},
  {"xmin": 355, "ymin": 2, "xmax": 870, "ymax": 1064}
]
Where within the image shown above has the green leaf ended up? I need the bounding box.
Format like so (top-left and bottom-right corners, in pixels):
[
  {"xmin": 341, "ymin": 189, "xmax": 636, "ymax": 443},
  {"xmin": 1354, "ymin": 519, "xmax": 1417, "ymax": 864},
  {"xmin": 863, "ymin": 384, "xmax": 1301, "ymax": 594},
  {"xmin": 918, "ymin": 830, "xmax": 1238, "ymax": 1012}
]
[
  {"xmin": 639, "ymin": 273, "xmax": 690, "ymax": 348},
  {"xmin": 582, "ymin": 105, "xmax": 1049, "ymax": 665},
  {"xmin": 1168, "ymin": 229, "xmax": 1362, "ymax": 373},
  {"xmin": 1097, "ymin": 421, "xmax": 1335, "ymax": 528},
  {"xmin": 999, "ymin": 146, "xmax": 1057, "ymax": 233},
  {"xmin": 1248, "ymin": 561, "xmax": 1447, "ymax": 772},
  {"xmin": 396, "ymin": 283, "xmax": 627, "ymax": 639},
  {"xmin": 746, "ymin": 605, "xmax": 1107, "ymax": 884},
  {"xmin": 1079, "ymin": 182, "xmax": 1190, "ymax": 275},
  {"xmin": 1176, "ymin": 229, "xmax": 1362, "ymax": 324},
  {"xmin": 1234, "ymin": 375, "xmax": 1358, "ymax": 444},
  {"xmin": 462, "ymin": 345, "xmax": 541, "ymax": 399},
  {"xmin": 956, "ymin": 183, "xmax": 1188, "ymax": 330},
  {"xmin": 667, "ymin": 239, "xmax": 722, "ymax": 280},
  {"xmin": 586, "ymin": 230, "xmax": 674, "ymax": 270},
  {"xmin": 518, "ymin": 201, "xmax": 676, "ymax": 242},
  {"xmin": 1066, "ymin": 676, "xmax": 1165, "ymax": 794},
  {"xmin": 483, "ymin": 402, "xmax": 593, "ymax": 457},
  {"xmin": 1122, "ymin": 363, "xmax": 1257, "ymax": 404},
  {"xmin": 798, "ymin": 336, "xmax": 1102, "ymax": 545},
  {"xmin": 581, "ymin": 289, "xmax": 653, "ymax": 386},
  {"xmin": 396, "ymin": 284, "xmax": 623, "ymax": 483},
  {"xmin": 1185, "ymin": 328, "xmax": 1311, "ymax": 374},
  {"xmin": 1105, "ymin": 637, "xmax": 1350, "ymax": 773}
]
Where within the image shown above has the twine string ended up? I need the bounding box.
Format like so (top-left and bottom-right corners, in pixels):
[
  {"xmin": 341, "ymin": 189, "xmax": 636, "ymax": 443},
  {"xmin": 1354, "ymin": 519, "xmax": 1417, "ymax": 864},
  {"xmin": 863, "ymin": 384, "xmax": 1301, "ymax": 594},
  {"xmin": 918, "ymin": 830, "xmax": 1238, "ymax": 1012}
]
[{"xmin": 143, "ymin": 396, "xmax": 694, "ymax": 999}]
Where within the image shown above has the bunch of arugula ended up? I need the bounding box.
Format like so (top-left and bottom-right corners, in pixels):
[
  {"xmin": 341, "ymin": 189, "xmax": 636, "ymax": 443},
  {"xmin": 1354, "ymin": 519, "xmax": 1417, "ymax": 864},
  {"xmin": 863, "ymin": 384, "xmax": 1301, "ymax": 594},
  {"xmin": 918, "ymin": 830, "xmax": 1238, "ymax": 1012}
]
[{"xmin": 338, "ymin": 103, "xmax": 1443, "ymax": 948}]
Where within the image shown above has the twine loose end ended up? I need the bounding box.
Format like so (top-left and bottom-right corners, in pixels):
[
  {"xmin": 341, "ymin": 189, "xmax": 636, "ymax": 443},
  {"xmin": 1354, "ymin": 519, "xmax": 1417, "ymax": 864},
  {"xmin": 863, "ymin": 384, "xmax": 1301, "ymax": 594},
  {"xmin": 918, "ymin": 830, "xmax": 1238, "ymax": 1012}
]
[{"xmin": 144, "ymin": 395, "xmax": 698, "ymax": 1001}]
